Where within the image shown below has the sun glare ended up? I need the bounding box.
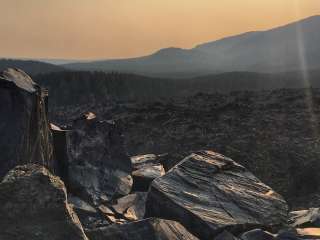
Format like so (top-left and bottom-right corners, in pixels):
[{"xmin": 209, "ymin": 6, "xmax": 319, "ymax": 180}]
[{"xmin": 294, "ymin": 0, "xmax": 319, "ymax": 138}]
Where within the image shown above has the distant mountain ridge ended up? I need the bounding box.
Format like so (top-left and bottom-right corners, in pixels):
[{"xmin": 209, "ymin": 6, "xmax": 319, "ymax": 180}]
[
  {"xmin": 0, "ymin": 59, "xmax": 65, "ymax": 76},
  {"xmin": 63, "ymin": 15, "xmax": 320, "ymax": 77}
]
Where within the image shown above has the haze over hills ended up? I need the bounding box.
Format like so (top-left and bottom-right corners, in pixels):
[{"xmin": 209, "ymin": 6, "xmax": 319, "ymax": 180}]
[
  {"xmin": 34, "ymin": 70, "xmax": 320, "ymax": 107},
  {"xmin": 0, "ymin": 59, "xmax": 65, "ymax": 76},
  {"xmin": 63, "ymin": 15, "xmax": 320, "ymax": 78}
]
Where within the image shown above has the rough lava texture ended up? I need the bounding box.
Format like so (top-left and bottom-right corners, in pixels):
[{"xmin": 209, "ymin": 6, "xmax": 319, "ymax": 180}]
[
  {"xmin": 145, "ymin": 151, "xmax": 288, "ymax": 239},
  {"xmin": 86, "ymin": 218, "xmax": 199, "ymax": 240},
  {"xmin": 66, "ymin": 112, "xmax": 133, "ymax": 204},
  {"xmin": 50, "ymin": 89, "xmax": 320, "ymax": 208},
  {"xmin": 0, "ymin": 164, "xmax": 88, "ymax": 240},
  {"xmin": 0, "ymin": 68, "xmax": 53, "ymax": 179}
]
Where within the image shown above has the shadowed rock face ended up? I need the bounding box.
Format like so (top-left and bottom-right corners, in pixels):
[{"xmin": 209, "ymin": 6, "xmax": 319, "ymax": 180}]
[
  {"xmin": 0, "ymin": 164, "xmax": 88, "ymax": 240},
  {"xmin": 66, "ymin": 113, "xmax": 133, "ymax": 204},
  {"xmin": 214, "ymin": 231, "xmax": 240, "ymax": 240},
  {"xmin": 0, "ymin": 68, "xmax": 53, "ymax": 179},
  {"xmin": 86, "ymin": 218, "xmax": 199, "ymax": 240},
  {"xmin": 68, "ymin": 196, "xmax": 109, "ymax": 230},
  {"xmin": 145, "ymin": 151, "xmax": 288, "ymax": 239},
  {"xmin": 131, "ymin": 154, "xmax": 165, "ymax": 191},
  {"xmin": 50, "ymin": 123, "xmax": 70, "ymax": 184}
]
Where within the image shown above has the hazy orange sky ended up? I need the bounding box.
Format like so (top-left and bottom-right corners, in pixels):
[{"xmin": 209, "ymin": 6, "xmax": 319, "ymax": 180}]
[{"xmin": 1, "ymin": 0, "xmax": 320, "ymax": 60}]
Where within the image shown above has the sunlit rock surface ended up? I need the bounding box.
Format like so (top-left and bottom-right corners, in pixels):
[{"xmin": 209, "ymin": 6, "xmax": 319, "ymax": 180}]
[
  {"xmin": 0, "ymin": 68, "xmax": 53, "ymax": 179},
  {"xmin": 289, "ymin": 208, "xmax": 320, "ymax": 228},
  {"xmin": 86, "ymin": 218, "xmax": 198, "ymax": 240},
  {"xmin": 0, "ymin": 164, "xmax": 88, "ymax": 240},
  {"xmin": 98, "ymin": 204, "xmax": 126, "ymax": 225},
  {"xmin": 296, "ymin": 228, "xmax": 320, "ymax": 239},
  {"xmin": 278, "ymin": 227, "xmax": 320, "ymax": 239},
  {"xmin": 145, "ymin": 151, "xmax": 288, "ymax": 239},
  {"xmin": 66, "ymin": 112, "xmax": 133, "ymax": 204}
]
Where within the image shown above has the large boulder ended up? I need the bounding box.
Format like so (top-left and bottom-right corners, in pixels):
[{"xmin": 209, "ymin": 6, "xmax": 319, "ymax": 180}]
[
  {"xmin": 145, "ymin": 151, "xmax": 288, "ymax": 239},
  {"xmin": 86, "ymin": 218, "xmax": 199, "ymax": 240},
  {"xmin": 0, "ymin": 164, "xmax": 88, "ymax": 240},
  {"xmin": 0, "ymin": 68, "xmax": 53, "ymax": 179},
  {"xmin": 66, "ymin": 112, "xmax": 133, "ymax": 204}
]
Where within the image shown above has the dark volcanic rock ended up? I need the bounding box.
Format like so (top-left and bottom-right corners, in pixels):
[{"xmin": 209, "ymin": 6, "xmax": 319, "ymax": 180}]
[
  {"xmin": 50, "ymin": 123, "xmax": 70, "ymax": 182},
  {"xmin": 49, "ymin": 89, "xmax": 320, "ymax": 207},
  {"xmin": 0, "ymin": 164, "xmax": 88, "ymax": 240},
  {"xmin": 0, "ymin": 68, "xmax": 53, "ymax": 179},
  {"xmin": 112, "ymin": 192, "xmax": 147, "ymax": 221},
  {"xmin": 131, "ymin": 154, "xmax": 159, "ymax": 168},
  {"xmin": 145, "ymin": 151, "xmax": 288, "ymax": 239},
  {"xmin": 131, "ymin": 154, "xmax": 165, "ymax": 191},
  {"xmin": 214, "ymin": 231, "xmax": 239, "ymax": 240},
  {"xmin": 98, "ymin": 204, "xmax": 126, "ymax": 224},
  {"xmin": 66, "ymin": 112, "xmax": 133, "ymax": 204},
  {"xmin": 68, "ymin": 196, "xmax": 109, "ymax": 230},
  {"xmin": 86, "ymin": 218, "xmax": 199, "ymax": 240}
]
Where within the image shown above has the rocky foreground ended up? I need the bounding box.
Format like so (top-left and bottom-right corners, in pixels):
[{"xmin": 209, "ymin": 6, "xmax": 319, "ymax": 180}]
[
  {"xmin": 51, "ymin": 88, "xmax": 320, "ymax": 209},
  {"xmin": 1, "ymin": 68, "xmax": 320, "ymax": 239}
]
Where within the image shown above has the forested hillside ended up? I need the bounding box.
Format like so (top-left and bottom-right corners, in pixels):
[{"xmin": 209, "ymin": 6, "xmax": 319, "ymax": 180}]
[{"xmin": 35, "ymin": 70, "xmax": 320, "ymax": 107}]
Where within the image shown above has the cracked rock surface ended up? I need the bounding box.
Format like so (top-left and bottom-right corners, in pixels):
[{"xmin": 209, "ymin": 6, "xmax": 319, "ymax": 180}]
[{"xmin": 145, "ymin": 151, "xmax": 288, "ymax": 239}]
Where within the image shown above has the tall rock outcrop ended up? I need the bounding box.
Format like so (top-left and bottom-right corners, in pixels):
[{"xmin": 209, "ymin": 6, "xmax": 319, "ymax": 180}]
[
  {"xmin": 0, "ymin": 164, "xmax": 88, "ymax": 240},
  {"xmin": 145, "ymin": 151, "xmax": 288, "ymax": 239},
  {"xmin": 0, "ymin": 68, "xmax": 53, "ymax": 179},
  {"xmin": 66, "ymin": 112, "xmax": 133, "ymax": 204}
]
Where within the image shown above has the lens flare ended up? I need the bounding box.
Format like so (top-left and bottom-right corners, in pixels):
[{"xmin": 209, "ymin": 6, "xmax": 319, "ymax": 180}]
[{"xmin": 294, "ymin": 0, "xmax": 319, "ymax": 138}]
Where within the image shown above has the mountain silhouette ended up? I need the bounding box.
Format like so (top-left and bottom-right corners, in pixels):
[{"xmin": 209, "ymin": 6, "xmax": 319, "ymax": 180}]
[{"xmin": 64, "ymin": 15, "xmax": 320, "ymax": 77}]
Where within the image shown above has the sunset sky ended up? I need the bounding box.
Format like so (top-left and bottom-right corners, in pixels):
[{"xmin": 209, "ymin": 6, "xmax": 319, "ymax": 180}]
[{"xmin": 1, "ymin": 0, "xmax": 320, "ymax": 60}]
